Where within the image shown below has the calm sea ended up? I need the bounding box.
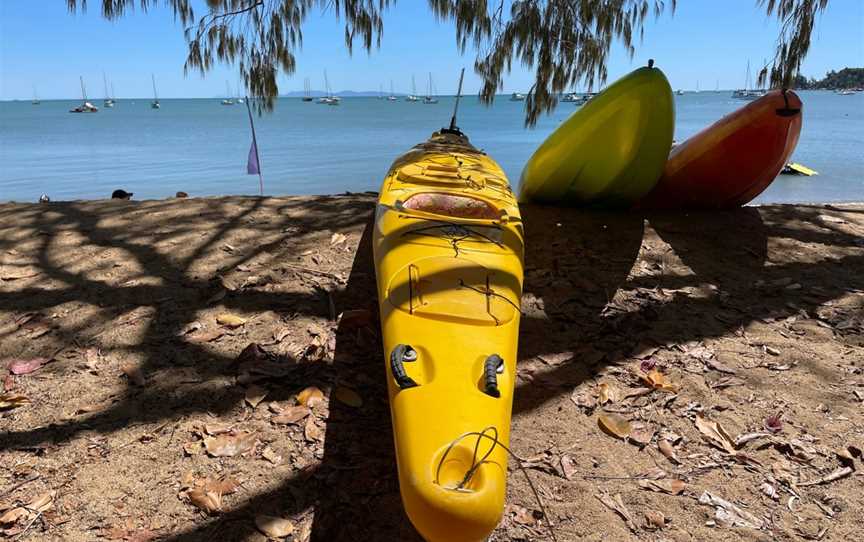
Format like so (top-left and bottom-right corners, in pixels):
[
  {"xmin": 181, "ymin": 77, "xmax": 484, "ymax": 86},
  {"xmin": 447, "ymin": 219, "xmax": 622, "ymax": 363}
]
[{"xmin": 1, "ymin": 91, "xmax": 861, "ymax": 204}]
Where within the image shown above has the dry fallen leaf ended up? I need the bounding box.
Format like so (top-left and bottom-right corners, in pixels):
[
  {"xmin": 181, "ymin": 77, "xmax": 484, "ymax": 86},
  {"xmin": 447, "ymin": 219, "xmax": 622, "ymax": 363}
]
[
  {"xmin": 0, "ymin": 393, "xmax": 31, "ymax": 410},
  {"xmin": 698, "ymin": 490, "xmax": 764, "ymax": 529},
  {"xmin": 560, "ymin": 454, "xmax": 578, "ymax": 480},
  {"xmin": 83, "ymin": 347, "xmax": 102, "ymax": 371},
  {"xmin": 509, "ymin": 504, "xmax": 540, "ymax": 526},
  {"xmin": 764, "ymin": 412, "xmax": 783, "ymax": 433},
  {"xmin": 595, "ymin": 492, "xmax": 637, "ymax": 532},
  {"xmin": 122, "ymin": 364, "xmax": 146, "ymax": 387},
  {"xmin": 694, "ymin": 415, "xmax": 737, "ymax": 454},
  {"xmin": 644, "ymin": 510, "xmax": 666, "ymax": 530},
  {"xmin": 329, "ymin": 232, "xmax": 347, "ymax": 246},
  {"xmin": 296, "ymin": 386, "xmax": 324, "ymax": 408},
  {"xmin": 203, "ymin": 431, "xmax": 257, "ymax": 457},
  {"xmin": 183, "ymin": 441, "xmax": 205, "ymax": 456},
  {"xmin": 638, "ymin": 478, "xmax": 686, "ymax": 495},
  {"xmin": 304, "ymin": 417, "xmax": 324, "ymax": 442},
  {"xmin": 204, "ymin": 477, "xmax": 240, "ymax": 496},
  {"xmin": 0, "ymin": 507, "xmax": 28, "ymax": 526},
  {"xmin": 271, "ymin": 406, "xmax": 311, "ymax": 425},
  {"xmin": 658, "ymin": 439, "xmax": 681, "ymax": 464},
  {"xmin": 597, "ymin": 382, "xmax": 619, "ymax": 404},
  {"xmin": 7, "ymin": 357, "xmax": 49, "ymax": 375},
  {"xmin": 262, "ymin": 446, "xmax": 282, "ymax": 465},
  {"xmin": 216, "ymin": 313, "xmax": 246, "ymax": 328},
  {"xmin": 203, "ymin": 423, "xmax": 234, "ymax": 436},
  {"xmin": 798, "ymin": 467, "xmax": 853, "ymax": 486},
  {"xmin": 640, "ymin": 369, "xmax": 680, "ymax": 393},
  {"xmin": 629, "ymin": 422, "xmax": 655, "ymax": 447},
  {"xmin": 570, "ymin": 388, "xmax": 596, "ymax": 410},
  {"xmin": 187, "ymin": 488, "xmax": 221, "ymax": 514},
  {"xmin": 255, "ymin": 515, "xmax": 295, "ymax": 538},
  {"xmin": 597, "ymin": 412, "xmax": 631, "ymax": 440},
  {"xmin": 245, "ymin": 385, "xmax": 268, "ymax": 408},
  {"xmin": 333, "ymin": 386, "xmax": 363, "ymax": 408}
]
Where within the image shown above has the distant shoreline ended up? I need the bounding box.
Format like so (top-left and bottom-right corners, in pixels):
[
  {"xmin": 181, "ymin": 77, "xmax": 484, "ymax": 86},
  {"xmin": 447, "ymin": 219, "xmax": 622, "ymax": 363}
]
[{"xmin": 3, "ymin": 88, "xmax": 858, "ymax": 102}]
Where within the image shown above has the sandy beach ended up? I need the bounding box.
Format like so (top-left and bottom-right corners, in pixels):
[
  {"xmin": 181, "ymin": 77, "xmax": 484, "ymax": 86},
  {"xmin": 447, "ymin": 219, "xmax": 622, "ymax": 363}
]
[{"xmin": 1, "ymin": 195, "xmax": 862, "ymax": 541}]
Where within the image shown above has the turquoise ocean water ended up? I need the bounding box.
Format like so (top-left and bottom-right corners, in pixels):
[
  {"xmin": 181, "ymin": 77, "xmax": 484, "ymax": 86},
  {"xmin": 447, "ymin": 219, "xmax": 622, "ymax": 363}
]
[{"xmin": 0, "ymin": 91, "xmax": 861, "ymax": 203}]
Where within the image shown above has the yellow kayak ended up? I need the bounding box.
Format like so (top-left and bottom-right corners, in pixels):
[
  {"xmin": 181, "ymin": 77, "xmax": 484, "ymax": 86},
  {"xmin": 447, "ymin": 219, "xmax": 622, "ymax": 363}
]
[
  {"xmin": 519, "ymin": 63, "xmax": 675, "ymax": 206},
  {"xmin": 373, "ymin": 129, "xmax": 524, "ymax": 542}
]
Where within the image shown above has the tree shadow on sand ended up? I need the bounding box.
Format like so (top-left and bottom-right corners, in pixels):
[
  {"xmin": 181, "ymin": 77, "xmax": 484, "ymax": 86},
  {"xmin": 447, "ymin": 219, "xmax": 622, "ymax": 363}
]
[{"xmin": 0, "ymin": 197, "xmax": 861, "ymax": 541}]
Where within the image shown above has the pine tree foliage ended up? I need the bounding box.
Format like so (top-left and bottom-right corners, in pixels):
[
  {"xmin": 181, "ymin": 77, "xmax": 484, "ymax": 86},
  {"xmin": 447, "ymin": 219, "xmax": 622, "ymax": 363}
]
[{"xmin": 66, "ymin": 0, "xmax": 831, "ymax": 125}]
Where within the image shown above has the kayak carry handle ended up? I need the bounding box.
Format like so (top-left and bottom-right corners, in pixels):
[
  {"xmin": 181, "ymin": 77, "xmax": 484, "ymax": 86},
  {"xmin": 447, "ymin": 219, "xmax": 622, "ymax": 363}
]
[
  {"xmin": 776, "ymin": 89, "xmax": 801, "ymax": 117},
  {"xmin": 483, "ymin": 354, "xmax": 504, "ymax": 398},
  {"xmin": 391, "ymin": 344, "xmax": 419, "ymax": 389}
]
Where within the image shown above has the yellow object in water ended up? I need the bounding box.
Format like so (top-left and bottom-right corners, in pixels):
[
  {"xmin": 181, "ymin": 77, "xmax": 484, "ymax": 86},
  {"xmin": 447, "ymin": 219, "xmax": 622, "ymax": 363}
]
[
  {"xmin": 373, "ymin": 130, "xmax": 524, "ymax": 542},
  {"xmin": 519, "ymin": 64, "xmax": 675, "ymax": 207},
  {"xmin": 782, "ymin": 162, "xmax": 818, "ymax": 176}
]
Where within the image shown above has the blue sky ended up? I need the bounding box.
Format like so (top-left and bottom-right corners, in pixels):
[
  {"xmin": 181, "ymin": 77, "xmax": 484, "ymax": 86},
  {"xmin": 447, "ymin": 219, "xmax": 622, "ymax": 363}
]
[{"xmin": 1, "ymin": 0, "xmax": 862, "ymax": 100}]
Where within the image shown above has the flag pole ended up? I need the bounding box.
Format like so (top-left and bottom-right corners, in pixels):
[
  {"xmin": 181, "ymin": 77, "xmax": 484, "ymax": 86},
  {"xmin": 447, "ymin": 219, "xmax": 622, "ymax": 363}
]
[{"xmin": 245, "ymin": 97, "xmax": 264, "ymax": 196}]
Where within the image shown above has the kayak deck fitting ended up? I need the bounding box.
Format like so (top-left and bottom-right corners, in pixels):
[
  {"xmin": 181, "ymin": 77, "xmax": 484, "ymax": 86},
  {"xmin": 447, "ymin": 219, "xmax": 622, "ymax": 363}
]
[{"xmin": 373, "ymin": 130, "xmax": 524, "ymax": 542}]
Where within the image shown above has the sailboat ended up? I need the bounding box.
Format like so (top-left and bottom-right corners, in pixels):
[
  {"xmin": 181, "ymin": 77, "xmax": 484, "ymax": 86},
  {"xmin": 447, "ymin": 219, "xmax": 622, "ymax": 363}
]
[
  {"xmin": 732, "ymin": 61, "xmax": 765, "ymax": 100},
  {"xmin": 387, "ymin": 80, "xmax": 397, "ymax": 101},
  {"xmin": 317, "ymin": 70, "xmax": 340, "ymax": 105},
  {"xmin": 32, "ymin": 86, "xmax": 40, "ymax": 105},
  {"xmin": 236, "ymin": 79, "xmax": 245, "ymax": 104},
  {"xmin": 302, "ymin": 78, "xmax": 314, "ymax": 101},
  {"xmin": 405, "ymin": 75, "xmax": 420, "ymax": 102},
  {"xmin": 150, "ymin": 74, "xmax": 161, "ymax": 109},
  {"xmin": 103, "ymin": 72, "xmax": 115, "ymax": 108},
  {"xmin": 221, "ymin": 81, "xmax": 235, "ymax": 105},
  {"xmin": 510, "ymin": 92, "xmax": 526, "ymax": 101},
  {"xmin": 70, "ymin": 76, "xmax": 98, "ymax": 113},
  {"xmin": 423, "ymin": 73, "xmax": 439, "ymax": 104}
]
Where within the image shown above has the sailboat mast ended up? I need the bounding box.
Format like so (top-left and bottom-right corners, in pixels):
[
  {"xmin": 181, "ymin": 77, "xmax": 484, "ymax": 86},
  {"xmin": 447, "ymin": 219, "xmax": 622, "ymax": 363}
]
[
  {"xmin": 324, "ymin": 70, "xmax": 330, "ymax": 98},
  {"xmin": 448, "ymin": 68, "xmax": 465, "ymax": 132},
  {"xmin": 103, "ymin": 72, "xmax": 109, "ymax": 99},
  {"xmin": 412, "ymin": 75, "xmax": 417, "ymax": 96},
  {"xmin": 152, "ymin": 74, "xmax": 158, "ymax": 100},
  {"xmin": 80, "ymin": 76, "xmax": 87, "ymax": 101}
]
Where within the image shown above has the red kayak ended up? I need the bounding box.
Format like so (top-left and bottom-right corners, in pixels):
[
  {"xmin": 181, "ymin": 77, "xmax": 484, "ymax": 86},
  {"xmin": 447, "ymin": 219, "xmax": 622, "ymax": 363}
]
[{"xmin": 639, "ymin": 89, "xmax": 802, "ymax": 209}]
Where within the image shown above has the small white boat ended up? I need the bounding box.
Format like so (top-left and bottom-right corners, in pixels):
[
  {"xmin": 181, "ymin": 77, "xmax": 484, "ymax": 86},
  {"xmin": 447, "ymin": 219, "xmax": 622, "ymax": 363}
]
[
  {"xmin": 387, "ymin": 81, "xmax": 398, "ymax": 102},
  {"xmin": 837, "ymin": 89, "xmax": 855, "ymax": 96},
  {"xmin": 70, "ymin": 77, "xmax": 98, "ymax": 113},
  {"xmin": 103, "ymin": 73, "xmax": 115, "ymax": 108},
  {"xmin": 510, "ymin": 92, "xmax": 525, "ymax": 101},
  {"xmin": 318, "ymin": 70, "xmax": 340, "ymax": 105},
  {"xmin": 423, "ymin": 73, "xmax": 439, "ymax": 104},
  {"xmin": 221, "ymin": 81, "xmax": 235, "ymax": 105},
  {"xmin": 405, "ymin": 75, "xmax": 420, "ymax": 102}
]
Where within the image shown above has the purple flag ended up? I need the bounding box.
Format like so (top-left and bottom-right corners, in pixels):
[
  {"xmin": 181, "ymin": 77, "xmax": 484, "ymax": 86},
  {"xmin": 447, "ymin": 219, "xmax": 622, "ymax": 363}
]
[{"xmin": 247, "ymin": 140, "xmax": 260, "ymax": 175}]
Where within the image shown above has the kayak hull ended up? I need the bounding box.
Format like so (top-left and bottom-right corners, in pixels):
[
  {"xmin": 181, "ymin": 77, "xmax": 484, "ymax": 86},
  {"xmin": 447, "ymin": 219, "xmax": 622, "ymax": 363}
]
[
  {"xmin": 519, "ymin": 66, "xmax": 675, "ymax": 207},
  {"xmin": 639, "ymin": 89, "xmax": 803, "ymax": 209},
  {"xmin": 373, "ymin": 131, "xmax": 524, "ymax": 542}
]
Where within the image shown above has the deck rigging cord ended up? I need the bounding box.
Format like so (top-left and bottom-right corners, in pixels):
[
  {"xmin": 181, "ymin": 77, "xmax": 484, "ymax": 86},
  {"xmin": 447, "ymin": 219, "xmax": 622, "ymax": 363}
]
[
  {"xmin": 435, "ymin": 427, "xmax": 559, "ymax": 542},
  {"xmin": 402, "ymin": 222, "xmax": 503, "ymax": 257}
]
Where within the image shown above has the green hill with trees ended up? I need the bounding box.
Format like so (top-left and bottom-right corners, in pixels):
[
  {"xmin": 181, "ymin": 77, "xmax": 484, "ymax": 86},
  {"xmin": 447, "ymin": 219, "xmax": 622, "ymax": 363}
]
[{"xmin": 794, "ymin": 68, "xmax": 864, "ymax": 89}]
